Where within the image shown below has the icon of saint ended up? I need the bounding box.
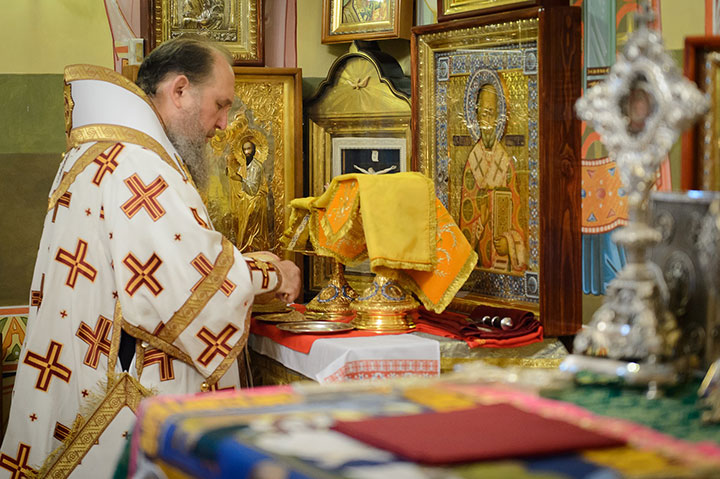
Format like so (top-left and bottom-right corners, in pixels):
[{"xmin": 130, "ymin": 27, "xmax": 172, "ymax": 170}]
[
  {"xmin": 459, "ymin": 82, "xmax": 527, "ymax": 273},
  {"xmin": 228, "ymin": 138, "xmax": 270, "ymax": 252},
  {"xmin": 624, "ymin": 82, "xmax": 653, "ymax": 136}
]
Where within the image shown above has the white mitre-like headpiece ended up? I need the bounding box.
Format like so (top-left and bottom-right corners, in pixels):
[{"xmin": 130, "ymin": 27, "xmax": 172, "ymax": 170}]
[{"xmin": 63, "ymin": 64, "xmax": 184, "ymax": 174}]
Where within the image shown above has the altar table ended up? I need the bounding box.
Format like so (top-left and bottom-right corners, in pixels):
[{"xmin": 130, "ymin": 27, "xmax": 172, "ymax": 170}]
[{"xmin": 248, "ymin": 329, "xmax": 567, "ymax": 385}]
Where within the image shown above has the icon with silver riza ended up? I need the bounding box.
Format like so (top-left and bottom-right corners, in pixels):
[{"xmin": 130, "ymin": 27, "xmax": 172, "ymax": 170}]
[{"xmin": 563, "ymin": 2, "xmax": 708, "ymax": 384}]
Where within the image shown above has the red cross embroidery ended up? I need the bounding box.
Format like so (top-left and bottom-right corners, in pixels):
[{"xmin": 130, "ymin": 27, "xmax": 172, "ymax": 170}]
[
  {"xmin": 60, "ymin": 310, "xmax": 67, "ymax": 318},
  {"xmin": 29, "ymin": 414, "xmax": 37, "ymax": 422},
  {"xmin": 123, "ymin": 252, "xmax": 163, "ymax": 296},
  {"xmin": 92, "ymin": 143, "xmax": 124, "ymax": 186},
  {"xmin": 31, "ymin": 274, "xmax": 44, "ymax": 308},
  {"xmin": 246, "ymin": 259, "xmax": 275, "ymax": 289},
  {"xmin": 143, "ymin": 348, "xmax": 175, "ymax": 381},
  {"xmin": 81, "ymin": 389, "xmax": 89, "ymax": 398},
  {"xmin": 52, "ymin": 191, "xmax": 72, "ymax": 223},
  {"xmin": 121, "ymin": 174, "xmax": 168, "ymax": 221},
  {"xmin": 190, "ymin": 253, "xmax": 236, "ymax": 297},
  {"xmin": 76, "ymin": 315, "xmax": 112, "ymax": 369},
  {"xmin": 196, "ymin": 324, "xmax": 238, "ymax": 366},
  {"xmin": 190, "ymin": 207, "xmax": 209, "ymax": 228},
  {"xmin": 23, "ymin": 341, "xmax": 72, "ymax": 392},
  {"xmin": 0, "ymin": 443, "xmax": 36, "ymax": 479},
  {"xmin": 54, "ymin": 239, "xmax": 97, "ymax": 288},
  {"xmin": 53, "ymin": 422, "xmax": 71, "ymax": 442}
]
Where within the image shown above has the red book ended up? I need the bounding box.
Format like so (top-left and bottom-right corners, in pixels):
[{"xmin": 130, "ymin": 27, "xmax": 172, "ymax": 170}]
[{"xmin": 331, "ymin": 403, "xmax": 625, "ymax": 465}]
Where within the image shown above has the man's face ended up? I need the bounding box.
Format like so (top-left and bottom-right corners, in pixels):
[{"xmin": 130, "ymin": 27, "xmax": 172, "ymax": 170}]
[
  {"xmin": 166, "ymin": 54, "xmax": 235, "ymax": 186},
  {"xmin": 478, "ymin": 86, "xmax": 498, "ymax": 141},
  {"xmin": 242, "ymin": 141, "xmax": 255, "ymax": 159},
  {"xmin": 192, "ymin": 55, "xmax": 236, "ymax": 142}
]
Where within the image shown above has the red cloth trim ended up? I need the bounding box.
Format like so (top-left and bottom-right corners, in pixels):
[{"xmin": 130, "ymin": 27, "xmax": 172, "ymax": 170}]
[
  {"xmin": 414, "ymin": 307, "xmax": 543, "ymax": 348},
  {"xmin": 331, "ymin": 403, "xmax": 625, "ymax": 465},
  {"xmin": 251, "ymin": 305, "xmax": 543, "ymax": 352}
]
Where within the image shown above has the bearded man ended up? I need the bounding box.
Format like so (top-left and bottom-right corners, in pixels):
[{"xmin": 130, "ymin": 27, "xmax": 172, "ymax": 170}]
[
  {"xmin": 460, "ymin": 82, "xmax": 527, "ymax": 273},
  {"xmin": 0, "ymin": 37, "xmax": 300, "ymax": 478}
]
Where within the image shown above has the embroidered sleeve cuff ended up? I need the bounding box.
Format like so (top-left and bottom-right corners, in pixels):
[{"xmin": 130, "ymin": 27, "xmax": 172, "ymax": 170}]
[{"xmin": 243, "ymin": 253, "xmax": 281, "ymax": 295}]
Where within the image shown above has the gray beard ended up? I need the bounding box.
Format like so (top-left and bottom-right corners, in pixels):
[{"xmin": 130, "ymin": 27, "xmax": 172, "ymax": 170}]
[
  {"xmin": 166, "ymin": 100, "xmax": 208, "ymax": 189},
  {"xmin": 168, "ymin": 131, "xmax": 207, "ymax": 189}
]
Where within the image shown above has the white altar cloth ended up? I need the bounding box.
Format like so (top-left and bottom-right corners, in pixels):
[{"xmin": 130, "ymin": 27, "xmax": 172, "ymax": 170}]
[{"xmin": 248, "ymin": 334, "xmax": 440, "ymax": 383}]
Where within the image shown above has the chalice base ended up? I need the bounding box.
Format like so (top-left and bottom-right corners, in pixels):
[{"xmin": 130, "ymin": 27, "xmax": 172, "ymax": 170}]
[
  {"xmin": 305, "ymin": 261, "xmax": 357, "ymax": 319},
  {"xmin": 350, "ymin": 274, "xmax": 418, "ymax": 332},
  {"xmin": 352, "ymin": 311, "xmax": 416, "ymax": 332}
]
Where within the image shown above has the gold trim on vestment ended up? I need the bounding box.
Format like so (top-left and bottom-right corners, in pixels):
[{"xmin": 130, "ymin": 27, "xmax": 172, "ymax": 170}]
[
  {"xmin": 38, "ymin": 373, "xmax": 152, "ymax": 479},
  {"xmin": 177, "ymin": 157, "xmax": 197, "ymax": 189},
  {"xmin": 47, "ymin": 142, "xmax": 113, "ymax": 213},
  {"xmin": 135, "ymin": 341, "xmax": 146, "ymax": 381},
  {"xmin": 157, "ymin": 236, "xmax": 236, "ymax": 344},
  {"xmin": 122, "ymin": 320, "xmax": 193, "ymax": 366},
  {"xmin": 243, "ymin": 252, "xmax": 283, "ymax": 294},
  {"xmin": 64, "ymin": 64, "xmax": 162, "ymax": 124},
  {"xmin": 203, "ymin": 309, "xmax": 252, "ymax": 389},
  {"xmin": 107, "ymin": 300, "xmax": 124, "ymax": 384},
  {"xmin": 68, "ymin": 124, "xmax": 182, "ymax": 176},
  {"xmin": 63, "ymin": 80, "xmax": 74, "ymax": 137},
  {"xmin": 119, "ymin": 232, "xmax": 238, "ymax": 371}
]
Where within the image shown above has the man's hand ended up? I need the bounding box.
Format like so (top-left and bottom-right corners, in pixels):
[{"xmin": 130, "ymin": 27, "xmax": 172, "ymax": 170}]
[
  {"xmin": 493, "ymin": 236, "xmax": 509, "ymax": 256},
  {"xmin": 245, "ymin": 251, "xmax": 302, "ymax": 304},
  {"xmin": 274, "ymin": 259, "xmax": 301, "ymax": 303}
]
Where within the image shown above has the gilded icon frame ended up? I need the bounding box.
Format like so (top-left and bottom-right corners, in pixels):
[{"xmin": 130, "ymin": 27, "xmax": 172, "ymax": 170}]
[
  {"xmin": 412, "ymin": 7, "xmax": 582, "ymax": 336},
  {"xmin": 322, "ymin": 0, "xmax": 413, "ymax": 44},
  {"xmin": 681, "ymin": 36, "xmax": 720, "ymax": 191},
  {"xmin": 305, "ymin": 50, "xmax": 411, "ymax": 293},
  {"xmin": 150, "ymin": 0, "xmax": 264, "ymax": 65},
  {"xmin": 436, "ymin": 0, "xmax": 565, "ymax": 22},
  {"xmin": 201, "ymin": 67, "xmax": 302, "ymax": 262}
]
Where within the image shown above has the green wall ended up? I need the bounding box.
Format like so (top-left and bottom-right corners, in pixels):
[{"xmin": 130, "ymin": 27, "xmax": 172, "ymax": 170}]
[{"xmin": 0, "ymin": 75, "xmax": 65, "ymax": 305}]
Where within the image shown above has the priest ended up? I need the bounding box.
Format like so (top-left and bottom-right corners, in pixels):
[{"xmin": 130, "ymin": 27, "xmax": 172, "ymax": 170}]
[{"xmin": 0, "ymin": 37, "xmax": 300, "ymax": 478}]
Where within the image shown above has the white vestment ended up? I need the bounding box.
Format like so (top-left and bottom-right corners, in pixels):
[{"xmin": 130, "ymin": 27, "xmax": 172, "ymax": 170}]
[{"xmin": 0, "ymin": 65, "xmax": 281, "ymax": 478}]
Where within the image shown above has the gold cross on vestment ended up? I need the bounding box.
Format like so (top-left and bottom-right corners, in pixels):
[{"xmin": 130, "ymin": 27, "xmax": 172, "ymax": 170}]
[{"xmin": 245, "ymin": 258, "xmax": 275, "ymax": 289}]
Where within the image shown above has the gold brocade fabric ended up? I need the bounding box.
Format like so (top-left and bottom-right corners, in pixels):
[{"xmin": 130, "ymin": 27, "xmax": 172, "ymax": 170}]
[{"xmin": 284, "ymin": 173, "xmax": 478, "ymax": 312}]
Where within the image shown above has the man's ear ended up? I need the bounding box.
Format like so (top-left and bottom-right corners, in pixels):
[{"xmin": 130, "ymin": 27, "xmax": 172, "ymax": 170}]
[{"xmin": 166, "ymin": 74, "xmax": 191, "ymax": 109}]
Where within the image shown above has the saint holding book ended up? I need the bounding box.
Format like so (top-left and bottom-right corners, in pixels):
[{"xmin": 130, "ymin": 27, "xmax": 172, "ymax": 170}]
[{"xmin": 460, "ymin": 80, "xmax": 527, "ymax": 273}]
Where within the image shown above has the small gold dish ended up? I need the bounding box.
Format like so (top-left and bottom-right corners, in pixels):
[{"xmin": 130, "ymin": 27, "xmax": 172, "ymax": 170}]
[
  {"xmin": 276, "ymin": 321, "xmax": 354, "ymax": 334},
  {"xmin": 255, "ymin": 310, "xmax": 306, "ymax": 323},
  {"xmin": 252, "ymin": 298, "xmax": 292, "ymax": 314}
]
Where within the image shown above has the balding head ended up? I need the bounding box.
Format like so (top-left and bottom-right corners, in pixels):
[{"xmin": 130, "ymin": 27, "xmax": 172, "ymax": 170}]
[{"xmin": 136, "ymin": 36, "xmax": 232, "ymax": 97}]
